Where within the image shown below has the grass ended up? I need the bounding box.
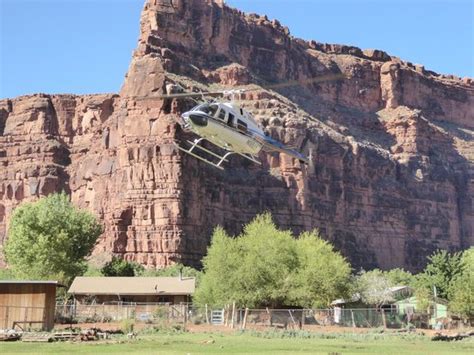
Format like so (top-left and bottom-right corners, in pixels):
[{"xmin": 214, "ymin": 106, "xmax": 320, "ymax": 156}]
[{"xmin": 1, "ymin": 330, "xmax": 473, "ymax": 354}]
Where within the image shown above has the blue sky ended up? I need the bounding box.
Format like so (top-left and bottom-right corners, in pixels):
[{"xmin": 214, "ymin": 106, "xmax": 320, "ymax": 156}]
[{"xmin": 1, "ymin": 0, "xmax": 473, "ymax": 99}]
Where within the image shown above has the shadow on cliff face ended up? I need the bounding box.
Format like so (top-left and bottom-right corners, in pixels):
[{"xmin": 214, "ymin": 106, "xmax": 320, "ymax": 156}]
[
  {"xmin": 175, "ymin": 101, "xmax": 471, "ymax": 272},
  {"xmin": 399, "ymin": 117, "xmax": 471, "ymax": 271},
  {"xmin": 0, "ymin": 107, "xmax": 8, "ymax": 136},
  {"xmin": 175, "ymin": 121, "xmax": 379, "ymax": 270},
  {"xmin": 113, "ymin": 207, "xmax": 133, "ymax": 254}
]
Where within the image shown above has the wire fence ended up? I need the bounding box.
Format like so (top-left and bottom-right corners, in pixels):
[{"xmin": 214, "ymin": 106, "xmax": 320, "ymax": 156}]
[
  {"xmin": 51, "ymin": 303, "xmax": 466, "ymax": 330},
  {"xmin": 55, "ymin": 303, "xmax": 188, "ymax": 325}
]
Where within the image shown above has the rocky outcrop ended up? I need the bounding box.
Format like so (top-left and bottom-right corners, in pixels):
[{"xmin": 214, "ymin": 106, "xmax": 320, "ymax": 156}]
[{"xmin": 1, "ymin": 0, "xmax": 473, "ymax": 271}]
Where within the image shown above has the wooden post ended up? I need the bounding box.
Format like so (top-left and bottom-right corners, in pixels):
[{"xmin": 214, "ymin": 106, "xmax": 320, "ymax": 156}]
[
  {"xmin": 301, "ymin": 309, "xmax": 305, "ymax": 330},
  {"xmin": 5, "ymin": 306, "xmax": 9, "ymax": 329},
  {"xmin": 266, "ymin": 307, "xmax": 271, "ymax": 327},
  {"xmin": 205, "ymin": 304, "xmax": 209, "ymax": 324},
  {"xmin": 224, "ymin": 304, "xmax": 229, "ymax": 326},
  {"xmin": 288, "ymin": 310, "xmax": 297, "ymax": 328},
  {"xmin": 242, "ymin": 308, "xmax": 249, "ymax": 330},
  {"xmin": 231, "ymin": 302, "xmax": 236, "ymax": 329},
  {"xmin": 183, "ymin": 303, "xmax": 188, "ymax": 331},
  {"xmin": 351, "ymin": 310, "xmax": 356, "ymax": 328},
  {"xmin": 381, "ymin": 310, "xmax": 387, "ymax": 328}
]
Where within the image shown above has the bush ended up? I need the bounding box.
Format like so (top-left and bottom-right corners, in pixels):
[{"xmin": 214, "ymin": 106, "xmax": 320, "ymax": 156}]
[{"xmin": 121, "ymin": 318, "xmax": 135, "ymax": 334}]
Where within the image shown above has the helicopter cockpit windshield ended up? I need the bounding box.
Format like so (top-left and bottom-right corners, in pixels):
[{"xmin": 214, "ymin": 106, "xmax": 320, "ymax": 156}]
[{"xmin": 194, "ymin": 103, "xmax": 218, "ymax": 117}]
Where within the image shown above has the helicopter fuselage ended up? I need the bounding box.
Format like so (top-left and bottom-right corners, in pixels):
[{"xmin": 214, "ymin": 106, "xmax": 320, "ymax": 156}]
[{"xmin": 181, "ymin": 102, "xmax": 263, "ymax": 156}]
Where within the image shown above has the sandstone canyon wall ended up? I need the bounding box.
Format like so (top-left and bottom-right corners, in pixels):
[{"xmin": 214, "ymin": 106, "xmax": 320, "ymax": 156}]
[{"xmin": 1, "ymin": 0, "xmax": 473, "ymax": 272}]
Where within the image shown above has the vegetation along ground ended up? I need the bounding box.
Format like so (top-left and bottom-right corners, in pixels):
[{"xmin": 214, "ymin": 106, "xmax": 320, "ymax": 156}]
[{"xmin": 1, "ymin": 330, "xmax": 473, "ymax": 354}]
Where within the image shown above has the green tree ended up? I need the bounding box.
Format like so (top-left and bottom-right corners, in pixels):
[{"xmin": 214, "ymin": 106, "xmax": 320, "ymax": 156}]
[
  {"xmin": 417, "ymin": 249, "xmax": 463, "ymax": 299},
  {"xmin": 234, "ymin": 214, "xmax": 298, "ymax": 307},
  {"xmin": 141, "ymin": 263, "xmax": 201, "ymax": 281},
  {"xmin": 354, "ymin": 270, "xmax": 395, "ymax": 308},
  {"xmin": 4, "ymin": 193, "xmax": 102, "ymax": 284},
  {"xmin": 195, "ymin": 213, "xmax": 351, "ymax": 308},
  {"xmin": 194, "ymin": 226, "xmax": 239, "ymax": 307},
  {"xmin": 0, "ymin": 268, "xmax": 15, "ymax": 280},
  {"xmin": 448, "ymin": 248, "xmax": 474, "ymax": 318},
  {"xmin": 385, "ymin": 268, "xmax": 415, "ymax": 286},
  {"xmin": 101, "ymin": 256, "xmax": 144, "ymax": 276},
  {"xmin": 289, "ymin": 231, "xmax": 351, "ymax": 308}
]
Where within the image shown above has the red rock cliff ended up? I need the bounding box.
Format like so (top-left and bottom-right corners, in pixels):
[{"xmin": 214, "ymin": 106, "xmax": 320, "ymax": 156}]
[{"xmin": 1, "ymin": 0, "xmax": 473, "ymax": 271}]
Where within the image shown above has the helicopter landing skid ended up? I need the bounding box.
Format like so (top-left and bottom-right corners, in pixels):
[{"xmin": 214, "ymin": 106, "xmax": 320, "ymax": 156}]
[
  {"xmin": 174, "ymin": 138, "xmax": 232, "ymax": 170},
  {"xmin": 174, "ymin": 138, "xmax": 261, "ymax": 170}
]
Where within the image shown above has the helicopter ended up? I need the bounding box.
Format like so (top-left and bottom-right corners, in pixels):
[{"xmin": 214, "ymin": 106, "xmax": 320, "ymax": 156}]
[{"xmin": 150, "ymin": 73, "xmax": 345, "ymax": 170}]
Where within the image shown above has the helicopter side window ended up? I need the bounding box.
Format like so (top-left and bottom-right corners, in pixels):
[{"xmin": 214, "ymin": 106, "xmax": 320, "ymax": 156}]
[
  {"xmin": 227, "ymin": 113, "xmax": 234, "ymax": 127},
  {"xmin": 237, "ymin": 119, "xmax": 248, "ymax": 133},
  {"xmin": 218, "ymin": 108, "xmax": 227, "ymax": 121}
]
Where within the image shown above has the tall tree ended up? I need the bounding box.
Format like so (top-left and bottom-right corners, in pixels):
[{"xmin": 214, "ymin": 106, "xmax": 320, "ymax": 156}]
[
  {"xmin": 418, "ymin": 250, "xmax": 463, "ymax": 299},
  {"xmin": 448, "ymin": 248, "xmax": 474, "ymax": 318},
  {"xmin": 194, "ymin": 213, "xmax": 351, "ymax": 308},
  {"xmin": 194, "ymin": 226, "xmax": 239, "ymax": 307},
  {"xmin": 354, "ymin": 270, "xmax": 395, "ymax": 308},
  {"xmin": 289, "ymin": 231, "xmax": 351, "ymax": 308},
  {"xmin": 4, "ymin": 193, "xmax": 102, "ymax": 284},
  {"xmin": 234, "ymin": 214, "xmax": 298, "ymax": 308}
]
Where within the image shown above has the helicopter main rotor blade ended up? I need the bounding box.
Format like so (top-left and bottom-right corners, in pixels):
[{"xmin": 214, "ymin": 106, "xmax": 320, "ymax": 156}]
[
  {"xmin": 158, "ymin": 91, "xmax": 226, "ymax": 99},
  {"xmin": 259, "ymin": 73, "xmax": 346, "ymax": 91},
  {"xmin": 132, "ymin": 72, "xmax": 346, "ymax": 101},
  {"xmin": 133, "ymin": 91, "xmax": 226, "ymax": 101}
]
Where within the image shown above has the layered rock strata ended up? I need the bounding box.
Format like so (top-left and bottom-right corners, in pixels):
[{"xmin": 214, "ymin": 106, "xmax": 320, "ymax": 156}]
[{"xmin": 1, "ymin": 0, "xmax": 473, "ymax": 271}]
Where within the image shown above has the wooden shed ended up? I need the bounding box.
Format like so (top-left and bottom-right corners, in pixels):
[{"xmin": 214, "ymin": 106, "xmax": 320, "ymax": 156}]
[{"xmin": 0, "ymin": 281, "xmax": 61, "ymax": 331}]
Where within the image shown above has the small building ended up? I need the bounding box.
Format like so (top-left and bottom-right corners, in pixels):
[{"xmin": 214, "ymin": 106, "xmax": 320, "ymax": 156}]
[
  {"xmin": 395, "ymin": 296, "xmax": 448, "ymax": 327},
  {"xmin": 0, "ymin": 280, "xmax": 62, "ymax": 331},
  {"xmin": 68, "ymin": 276, "xmax": 195, "ymax": 304}
]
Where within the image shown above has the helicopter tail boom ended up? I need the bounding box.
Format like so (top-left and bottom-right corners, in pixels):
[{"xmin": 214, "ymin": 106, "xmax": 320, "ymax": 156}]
[{"xmin": 255, "ymin": 134, "xmax": 310, "ymax": 165}]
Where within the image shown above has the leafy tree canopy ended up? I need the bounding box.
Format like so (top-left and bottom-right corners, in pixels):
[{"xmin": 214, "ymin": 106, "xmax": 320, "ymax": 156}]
[
  {"xmin": 101, "ymin": 256, "xmax": 144, "ymax": 277},
  {"xmin": 288, "ymin": 231, "xmax": 352, "ymax": 308},
  {"xmin": 447, "ymin": 248, "xmax": 474, "ymax": 318},
  {"xmin": 385, "ymin": 268, "xmax": 415, "ymax": 286},
  {"xmin": 423, "ymin": 250, "xmax": 463, "ymax": 299},
  {"xmin": 141, "ymin": 263, "xmax": 201, "ymax": 282},
  {"xmin": 353, "ymin": 270, "xmax": 395, "ymax": 307},
  {"xmin": 414, "ymin": 249, "xmax": 463, "ymax": 300},
  {"xmin": 194, "ymin": 213, "xmax": 351, "ymax": 308},
  {"xmin": 4, "ymin": 193, "xmax": 102, "ymax": 284}
]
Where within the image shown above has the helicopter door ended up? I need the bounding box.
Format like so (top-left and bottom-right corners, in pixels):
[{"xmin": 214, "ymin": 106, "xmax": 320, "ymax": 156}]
[
  {"xmin": 237, "ymin": 119, "xmax": 248, "ymax": 133},
  {"xmin": 227, "ymin": 113, "xmax": 234, "ymax": 127}
]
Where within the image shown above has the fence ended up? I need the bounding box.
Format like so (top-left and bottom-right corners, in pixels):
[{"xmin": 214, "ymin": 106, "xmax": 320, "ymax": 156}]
[
  {"xmin": 55, "ymin": 303, "xmax": 188, "ymax": 325},
  {"xmin": 52, "ymin": 303, "xmax": 464, "ymax": 330},
  {"xmin": 240, "ymin": 308, "xmax": 428, "ymax": 329}
]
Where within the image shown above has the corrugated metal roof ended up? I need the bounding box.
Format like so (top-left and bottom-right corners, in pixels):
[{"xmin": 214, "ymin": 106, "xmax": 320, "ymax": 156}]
[{"xmin": 68, "ymin": 277, "xmax": 195, "ymax": 295}]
